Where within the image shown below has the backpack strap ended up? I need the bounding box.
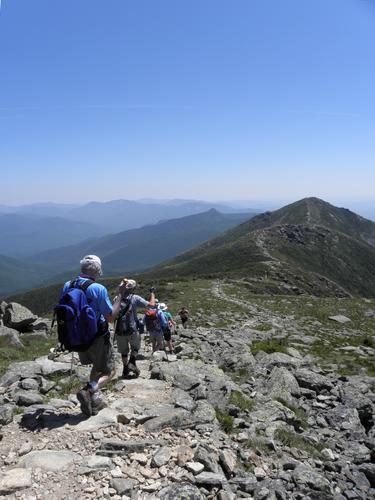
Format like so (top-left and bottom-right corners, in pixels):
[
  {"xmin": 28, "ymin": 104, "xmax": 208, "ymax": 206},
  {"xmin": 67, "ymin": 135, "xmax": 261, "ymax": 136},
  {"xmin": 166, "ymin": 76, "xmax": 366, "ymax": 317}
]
[
  {"xmin": 69, "ymin": 278, "xmax": 94, "ymax": 292},
  {"xmin": 119, "ymin": 294, "xmax": 133, "ymax": 318},
  {"xmin": 79, "ymin": 279, "xmax": 95, "ymax": 293}
]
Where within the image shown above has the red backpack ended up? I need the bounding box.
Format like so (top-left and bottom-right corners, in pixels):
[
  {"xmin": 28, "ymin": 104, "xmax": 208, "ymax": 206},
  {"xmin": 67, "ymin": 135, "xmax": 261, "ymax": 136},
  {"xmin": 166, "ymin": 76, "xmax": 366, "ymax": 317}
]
[{"xmin": 144, "ymin": 308, "xmax": 160, "ymax": 331}]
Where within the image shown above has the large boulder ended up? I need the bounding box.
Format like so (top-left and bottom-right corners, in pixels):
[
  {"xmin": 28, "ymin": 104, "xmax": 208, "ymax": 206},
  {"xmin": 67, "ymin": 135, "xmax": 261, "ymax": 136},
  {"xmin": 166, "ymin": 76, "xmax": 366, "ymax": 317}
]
[
  {"xmin": 0, "ymin": 468, "xmax": 32, "ymax": 495},
  {"xmin": 0, "ymin": 325, "xmax": 24, "ymax": 348},
  {"xmin": 294, "ymin": 368, "xmax": 333, "ymax": 392},
  {"xmin": 267, "ymin": 366, "xmax": 301, "ymax": 399},
  {"xmin": 31, "ymin": 318, "xmax": 52, "ymax": 332},
  {"xmin": 18, "ymin": 450, "xmax": 81, "ymax": 471},
  {"xmin": 3, "ymin": 303, "xmax": 37, "ymax": 331}
]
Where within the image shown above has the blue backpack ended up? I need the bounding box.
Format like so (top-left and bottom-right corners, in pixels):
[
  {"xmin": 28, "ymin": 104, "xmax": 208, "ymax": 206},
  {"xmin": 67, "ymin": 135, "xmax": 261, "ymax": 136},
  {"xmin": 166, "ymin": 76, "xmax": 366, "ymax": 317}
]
[{"xmin": 53, "ymin": 279, "xmax": 98, "ymax": 352}]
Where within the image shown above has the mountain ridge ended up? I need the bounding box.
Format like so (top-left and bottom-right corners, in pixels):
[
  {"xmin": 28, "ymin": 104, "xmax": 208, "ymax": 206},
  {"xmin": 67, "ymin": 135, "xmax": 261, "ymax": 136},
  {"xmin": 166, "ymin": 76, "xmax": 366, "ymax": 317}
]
[{"xmin": 145, "ymin": 198, "xmax": 375, "ymax": 297}]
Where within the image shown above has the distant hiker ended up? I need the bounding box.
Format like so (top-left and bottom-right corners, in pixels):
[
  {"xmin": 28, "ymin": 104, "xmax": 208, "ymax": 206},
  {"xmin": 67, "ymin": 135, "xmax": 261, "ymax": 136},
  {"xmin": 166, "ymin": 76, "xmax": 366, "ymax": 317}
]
[
  {"xmin": 115, "ymin": 279, "xmax": 155, "ymax": 378},
  {"xmin": 178, "ymin": 307, "xmax": 189, "ymax": 329},
  {"xmin": 59, "ymin": 255, "xmax": 127, "ymax": 417},
  {"xmin": 159, "ymin": 303, "xmax": 174, "ymax": 353},
  {"xmin": 144, "ymin": 303, "xmax": 169, "ymax": 353}
]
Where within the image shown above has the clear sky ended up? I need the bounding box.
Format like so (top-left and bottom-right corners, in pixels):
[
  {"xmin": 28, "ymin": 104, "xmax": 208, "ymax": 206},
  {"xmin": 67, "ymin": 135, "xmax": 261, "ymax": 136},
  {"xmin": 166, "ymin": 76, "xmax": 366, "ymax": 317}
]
[{"xmin": 0, "ymin": 0, "xmax": 374, "ymax": 205}]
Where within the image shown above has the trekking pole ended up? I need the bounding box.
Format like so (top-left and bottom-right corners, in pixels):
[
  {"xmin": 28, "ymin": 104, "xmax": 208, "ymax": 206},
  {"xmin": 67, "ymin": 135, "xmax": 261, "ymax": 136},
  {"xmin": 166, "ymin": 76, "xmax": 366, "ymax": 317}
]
[{"xmin": 70, "ymin": 351, "xmax": 74, "ymax": 379}]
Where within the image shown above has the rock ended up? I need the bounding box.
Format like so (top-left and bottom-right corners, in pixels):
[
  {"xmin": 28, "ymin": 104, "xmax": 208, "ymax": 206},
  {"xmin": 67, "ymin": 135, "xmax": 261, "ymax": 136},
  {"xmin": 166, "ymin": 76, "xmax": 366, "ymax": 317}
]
[
  {"xmin": 48, "ymin": 398, "xmax": 76, "ymax": 409},
  {"xmin": 0, "ymin": 468, "xmax": 32, "ymax": 494},
  {"xmin": 186, "ymin": 461, "xmax": 205, "ymax": 475},
  {"xmin": 152, "ymin": 351, "xmax": 168, "ymax": 362},
  {"xmin": 195, "ymin": 471, "xmax": 227, "ymax": 486},
  {"xmin": 259, "ymin": 352, "xmax": 302, "ymax": 369},
  {"xmin": 31, "ymin": 318, "xmax": 51, "ymax": 332},
  {"xmin": 159, "ymin": 483, "xmax": 206, "ymax": 499},
  {"xmin": 173, "ymin": 373, "xmax": 200, "ymax": 391},
  {"xmin": 34, "ymin": 356, "xmax": 71, "ymax": 376},
  {"xmin": 74, "ymin": 408, "xmax": 118, "ymax": 432},
  {"xmin": 39, "ymin": 377, "xmax": 56, "ymax": 394},
  {"xmin": 18, "ymin": 450, "xmax": 81, "ymax": 471},
  {"xmin": 286, "ymin": 347, "xmax": 303, "ymax": 359},
  {"xmin": 79, "ymin": 455, "xmax": 114, "ymax": 474},
  {"xmin": 99, "ymin": 438, "xmax": 166, "ymax": 455},
  {"xmin": 229, "ymin": 474, "xmax": 258, "ymax": 493},
  {"xmin": 14, "ymin": 390, "xmax": 43, "ymax": 406},
  {"xmin": 292, "ymin": 464, "xmax": 331, "ymax": 492},
  {"xmin": 267, "ymin": 366, "xmax": 301, "ymax": 398},
  {"xmin": 176, "ymin": 445, "xmax": 194, "ymax": 466},
  {"xmin": 20, "ymin": 378, "xmax": 39, "ymax": 391},
  {"xmin": 134, "ymin": 404, "xmax": 175, "ymax": 424},
  {"xmin": 3, "ymin": 303, "xmax": 37, "ymax": 330},
  {"xmin": 219, "ymin": 449, "xmax": 237, "ymax": 478},
  {"xmin": 17, "ymin": 441, "xmax": 33, "ymax": 457},
  {"xmin": 130, "ymin": 452, "xmax": 148, "ymax": 465},
  {"xmin": 329, "ymin": 315, "xmax": 351, "ymax": 324},
  {"xmin": 192, "ymin": 400, "xmax": 216, "ymax": 424},
  {"xmin": 171, "ymin": 388, "xmax": 196, "ymax": 411},
  {"xmin": 194, "ymin": 445, "xmax": 220, "ymax": 473},
  {"xmin": 110, "ymin": 478, "xmax": 137, "ymax": 496},
  {"xmin": 359, "ymin": 463, "xmax": 375, "ymax": 487},
  {"xmin": 143, "ymin": 408, "xmax": 192, "ymax": 432},
  {"xmin": 0, "ymin": 325, "xmax": 24, "ymax": 347},
  {"xmin": 294, "ymin": 368, "xmax": 333, "ymax": 392},
  {"xmin": 116, "ymin": 407, "xmax": 135, "ymax": 424},
  {"xmin": 321, "ymin": 448, "xmax": 336, "ymax": 461},
  {"xmin": 0, "ymin": 404, "xmax": 15, "ymax": 425},
  {"xmin": 151, "ymin": 446, "xmax": 171, "ymax": 467}
]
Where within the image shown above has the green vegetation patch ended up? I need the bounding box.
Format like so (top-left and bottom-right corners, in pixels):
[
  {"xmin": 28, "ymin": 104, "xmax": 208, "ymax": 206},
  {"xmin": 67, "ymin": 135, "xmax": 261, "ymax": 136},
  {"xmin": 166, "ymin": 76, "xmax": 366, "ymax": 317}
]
[
  {"xmin": 229, "ymin": 390, "xmax": 254, "ymax": 411},
  {"xmin": 215, "ymin": 408, "xmax": 234, "ymax": 434},
  {"xmin": 274, "ymin": 397, "xmax": 308, "ymax": 429},
  {"xmin": 0, "ymin": 334, "xmax": 57, "ymax": 376},
  {"xmin": 274, "ymin": 428, "xmax": 324, "ymax": 458},
  {"xmin": 250, "ymin": 337, "xmax": 288, "ymax": 356}
]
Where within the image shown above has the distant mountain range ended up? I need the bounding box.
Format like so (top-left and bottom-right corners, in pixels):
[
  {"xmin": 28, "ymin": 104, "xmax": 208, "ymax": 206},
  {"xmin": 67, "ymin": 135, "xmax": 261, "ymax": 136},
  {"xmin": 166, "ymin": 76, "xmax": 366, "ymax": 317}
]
[
  {"xmin": 0, "ymin": 199, "xmax": 259, "ymax": 236},
  {"xmin": 147, "ymin": 197, "xmax": 375, "ymax": 297},
  {"xmin": 0, "ymin": 213, "xmax": 103, "ymax": 258},
  {"xmin": 0, "ymin": 209, "xmax": 255, "ymax": 297},
  {"xmin": 7, "ymin": 197, "xmax": 375, "ymax": 314}
]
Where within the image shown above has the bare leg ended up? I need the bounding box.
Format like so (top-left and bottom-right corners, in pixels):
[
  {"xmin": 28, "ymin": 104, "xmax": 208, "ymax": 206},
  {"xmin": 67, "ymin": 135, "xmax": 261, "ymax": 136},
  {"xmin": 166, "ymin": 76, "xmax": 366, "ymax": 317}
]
[{"xmin": 89, "ymin": 366, "xmax": 115, "ymax": 390}]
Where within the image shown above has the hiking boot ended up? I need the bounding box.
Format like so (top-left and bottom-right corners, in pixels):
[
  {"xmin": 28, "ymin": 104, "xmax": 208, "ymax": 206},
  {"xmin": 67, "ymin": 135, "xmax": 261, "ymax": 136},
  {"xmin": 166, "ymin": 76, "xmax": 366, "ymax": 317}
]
[
  {"xmin": 122, "ymin": 365, "xmax": 129, "ymax": 379},
  {"xmin": 77, "ymin": 387, "xmax": 92, "ymax": 416},
  {"xmin": 127, "ymin": 362, "xmax": 140, "ymax": 377},
  {"xmin": 91, "ymin": 397, "xmax": 106, "ymax": 416}
]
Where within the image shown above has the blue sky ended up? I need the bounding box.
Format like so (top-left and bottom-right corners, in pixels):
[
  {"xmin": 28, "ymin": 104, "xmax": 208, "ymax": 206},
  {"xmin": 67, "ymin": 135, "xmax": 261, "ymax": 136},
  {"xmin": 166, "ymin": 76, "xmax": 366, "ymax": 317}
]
[{"xmin": 0, "ymin": 0, "xmax": 374, "ymax": 205}]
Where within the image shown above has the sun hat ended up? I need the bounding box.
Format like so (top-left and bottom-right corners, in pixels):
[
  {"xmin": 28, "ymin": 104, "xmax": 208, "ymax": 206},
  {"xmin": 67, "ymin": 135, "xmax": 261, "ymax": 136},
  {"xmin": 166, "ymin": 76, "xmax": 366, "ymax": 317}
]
[{"xmin": 80, "ymin": 255, "xmax": 102, "ymax": 276}]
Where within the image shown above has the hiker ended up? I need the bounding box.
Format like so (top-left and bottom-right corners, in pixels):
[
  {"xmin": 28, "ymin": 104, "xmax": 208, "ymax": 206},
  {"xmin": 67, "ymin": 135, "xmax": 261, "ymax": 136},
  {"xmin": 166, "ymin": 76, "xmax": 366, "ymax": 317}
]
[
  {"xmin": 114, "ymin": 279, "xmax": 156, "ymax": 378},
  {"xmin": 158, "ymin": 303, "xmax": 175, "ymax": 354},
  {"xmin": 60, "ymin": 255, "xmax": 127, "ymax": 417},
  {"xmin": 144, "ymin": 303, "xmax": 169, "ymax": 353},
  {"xmin": 178, "ymin": 306, "xmax": 189, "ymax": 329}
]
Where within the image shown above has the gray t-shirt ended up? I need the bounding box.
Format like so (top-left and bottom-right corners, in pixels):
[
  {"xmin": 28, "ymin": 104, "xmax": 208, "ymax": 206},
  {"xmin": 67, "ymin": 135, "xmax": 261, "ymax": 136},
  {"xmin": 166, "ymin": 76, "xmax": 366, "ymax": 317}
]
[{"xmin": 121, "ymin": 294, "xmax": 149, "ymax": 331}]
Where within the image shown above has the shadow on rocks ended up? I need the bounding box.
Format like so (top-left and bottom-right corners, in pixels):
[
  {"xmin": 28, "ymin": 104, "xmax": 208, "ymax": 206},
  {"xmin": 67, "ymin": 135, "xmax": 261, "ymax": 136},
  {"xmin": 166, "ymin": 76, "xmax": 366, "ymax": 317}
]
[{"xmin": 19, "ymin": 408, "xmax": 86, "ymax": 431}]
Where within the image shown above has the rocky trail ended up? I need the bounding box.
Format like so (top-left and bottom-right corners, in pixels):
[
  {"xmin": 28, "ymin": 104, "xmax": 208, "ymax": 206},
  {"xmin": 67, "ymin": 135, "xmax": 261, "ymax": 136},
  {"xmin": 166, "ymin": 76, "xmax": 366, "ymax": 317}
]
[{"xmin": 0, "ymin": 292, "xmax": 375, "ymax": 499}]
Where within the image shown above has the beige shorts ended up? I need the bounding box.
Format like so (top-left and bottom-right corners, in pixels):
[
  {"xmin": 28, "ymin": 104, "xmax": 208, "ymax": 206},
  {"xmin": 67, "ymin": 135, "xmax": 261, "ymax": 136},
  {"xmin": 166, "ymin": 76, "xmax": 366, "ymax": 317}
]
[
  {"xmin": 116, "ymin": 331, "xmax": 141, "ymax": 356},
  {"xmin": 78, "ymin": 334, "xmax": 114, "ymax": 375}
]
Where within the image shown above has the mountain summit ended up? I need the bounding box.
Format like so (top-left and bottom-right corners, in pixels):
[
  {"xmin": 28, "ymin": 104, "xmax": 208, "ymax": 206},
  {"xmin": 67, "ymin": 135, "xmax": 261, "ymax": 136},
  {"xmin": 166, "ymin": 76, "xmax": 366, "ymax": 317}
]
[{"xmin": 148, "ymin": 198, "xmax": 375, "ymax": 297}]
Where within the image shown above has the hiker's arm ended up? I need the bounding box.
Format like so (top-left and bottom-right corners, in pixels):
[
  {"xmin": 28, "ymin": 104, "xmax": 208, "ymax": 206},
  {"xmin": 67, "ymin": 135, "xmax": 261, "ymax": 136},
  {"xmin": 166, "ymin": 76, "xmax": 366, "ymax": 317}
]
[
  {"xmin": 105, "ymin": 283, "xmax": 127, "ymax": 323},
  {"xmin": 106, "ymin": 295, "xmax": 122, "ymax": 323},
  {"xmin": 148, "ymin": 291, "xmax": 156, "ymax": 307}
]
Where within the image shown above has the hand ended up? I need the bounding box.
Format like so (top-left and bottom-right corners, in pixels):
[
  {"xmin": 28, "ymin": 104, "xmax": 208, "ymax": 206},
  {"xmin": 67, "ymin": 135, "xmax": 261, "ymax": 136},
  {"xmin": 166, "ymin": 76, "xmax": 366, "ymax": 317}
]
[{"xmin": 149, "ymin": 286, "xmax": 156, "ymax": 293}]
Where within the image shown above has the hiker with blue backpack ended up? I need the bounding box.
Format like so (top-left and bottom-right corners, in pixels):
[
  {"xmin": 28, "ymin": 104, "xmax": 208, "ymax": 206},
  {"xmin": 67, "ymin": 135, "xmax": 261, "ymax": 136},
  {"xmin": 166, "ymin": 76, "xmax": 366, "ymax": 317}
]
[
  {"xmin": 55, "ymin": 255, "xmax": 129, "ymax": 417},
  {"xmin": 114, "ymin": 279, "xmax": 156, "ymax": 378}
]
